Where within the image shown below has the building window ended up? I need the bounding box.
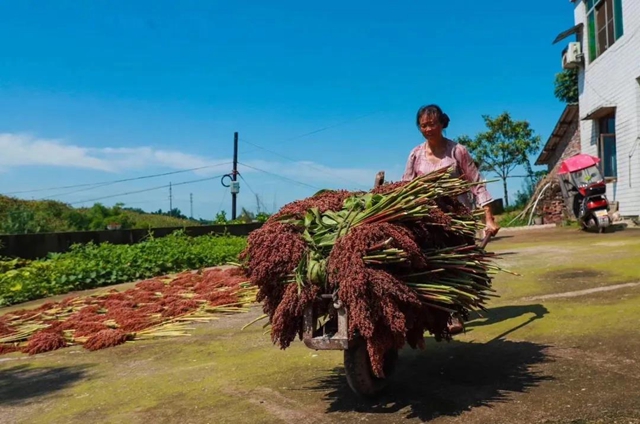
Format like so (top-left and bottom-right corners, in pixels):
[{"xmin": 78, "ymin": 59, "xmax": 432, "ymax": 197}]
[
  {"xmin": 586, "ymin": 0, "xmax": 624, "ymax": 62},
  {"xmin": 598, "ymin": 114, "xmax": 617, "ymax": 179}
]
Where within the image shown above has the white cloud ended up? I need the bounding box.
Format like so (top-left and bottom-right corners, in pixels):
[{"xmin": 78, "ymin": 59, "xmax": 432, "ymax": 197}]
[
  {"xmin": 0, "ymin": 133, "xmax": 114, "ymax": 172},
  {"xmin": 95, "ymin": 147, "xmax": 230, "ymax": 175},
  {"xmin": 0, "ymin": 132, "xmax": 386, "ymax": 188}
]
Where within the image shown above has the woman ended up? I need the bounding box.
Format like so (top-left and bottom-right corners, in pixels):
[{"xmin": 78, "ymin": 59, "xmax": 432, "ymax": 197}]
[
  {"xmin": 402, "ymin": 104, "xmax": 499, "ymax": 334},
  {"xmin": 402, "ymin": 104, "xmax": 499, "ymax": 236}
]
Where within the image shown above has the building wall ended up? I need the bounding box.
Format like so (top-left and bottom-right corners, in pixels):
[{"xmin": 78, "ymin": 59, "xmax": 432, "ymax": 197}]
[
  {"xmin": 546, "ymin": 118, "xmax": 582, "ymax": 173},
  {"xmin": 574, "ymin": 0, "xmax": 640, "ymax": 217},
  {"xmin": 536, "ymin": 121, "xmax": 582, "ymax": 224}
]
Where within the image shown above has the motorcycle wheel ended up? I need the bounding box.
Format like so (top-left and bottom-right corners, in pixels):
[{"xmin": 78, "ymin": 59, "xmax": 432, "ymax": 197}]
[{"xmin": 581, "ymin": 215, "xmax": 598, "ymax": 232}]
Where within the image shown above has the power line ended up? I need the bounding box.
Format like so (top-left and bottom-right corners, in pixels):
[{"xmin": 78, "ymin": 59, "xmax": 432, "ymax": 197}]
[
  {"xmin": 238, "ymin": 111, "xmax": 381, "ymax": 189},
  {"xmin": 216, "ymin": 189, "xmax": 227, "ymax": 217},
  {"xmin": 238, "ymin": 173, "xmax": 257, "ymax": 196},
  {"xmin": 240, "ymin": 138, "xmax": 370, "ymax": 190},
  {"xmin": 70, "ymin": 174, "xmax": 225, "ymax": 205},
  {"xmin": 4, "ymin": 161, "xmax": 232, "ymax": 196},
  {"xmin": 44, "ymin": 182, "xmax": 123, "ymax": 200},
  {"xmin": 238, "ymin": 172, "xmax": 267, "ymax": 212},
  {"xmin": 70, "ymin": 184, "xmax": 175, "ymax": 206},
  {"xmin": 280, "ymin": 111, "xmax": 383, "ymax": 142},
  {"xmin": 238, "ymin": 162, "xmax": 321, "ymax": 190}
]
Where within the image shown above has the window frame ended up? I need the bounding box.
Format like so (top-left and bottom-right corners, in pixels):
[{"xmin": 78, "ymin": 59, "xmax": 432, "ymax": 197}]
[
  {"xmin": 598, "ymin": 134, "xmax": 617, "ymax": 180},
  {"xmin": 597, "ymin": 114, "xmax": 617, "ymax": 181},
  {"xmin": 585, "ymin": 0, "xmax": 624, "ymax": 63}
]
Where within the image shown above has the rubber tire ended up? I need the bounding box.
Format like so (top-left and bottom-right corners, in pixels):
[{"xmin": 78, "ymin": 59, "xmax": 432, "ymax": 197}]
[
  {"xmin": 582, "ymin": 215, "xmax": 598, "ymax": 232},
  {"xmin": 343, "ymin": 339, "xmax": 398, "ymax": 399}
]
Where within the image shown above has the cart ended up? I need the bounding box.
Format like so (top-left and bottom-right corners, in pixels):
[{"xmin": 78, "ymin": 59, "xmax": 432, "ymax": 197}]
[{"xmin": 301, "ymin": 171, "xmax": 493, "ymax": 398}]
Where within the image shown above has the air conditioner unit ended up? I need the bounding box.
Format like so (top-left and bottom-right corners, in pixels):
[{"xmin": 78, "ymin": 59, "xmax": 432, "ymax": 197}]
[{"xmin": 562, "ymin": 41, "xmax": 583, "ymax": 69}]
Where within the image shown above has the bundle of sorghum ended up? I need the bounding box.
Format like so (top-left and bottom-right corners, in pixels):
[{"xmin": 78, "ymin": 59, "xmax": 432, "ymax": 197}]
[
  {"xmin": 241, "ymin": 167, "xmax": 509, "ymax": 377},
  {"xmin": 0, "ymin": 267, "xmax": 255, "ymax": 356}
]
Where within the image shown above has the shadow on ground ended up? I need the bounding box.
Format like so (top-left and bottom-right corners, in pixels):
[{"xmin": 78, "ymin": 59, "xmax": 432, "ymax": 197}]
[
  {"xmin": 466, "ymin": 304, "xmax": 549, "ymax": 328},
  {"xmin": 306, "ymin": 338, "xmax": 552, "ymax": 422},
  {"xmin": 0, "ymin": 364, "xmax": 92, "ymax": 405}
]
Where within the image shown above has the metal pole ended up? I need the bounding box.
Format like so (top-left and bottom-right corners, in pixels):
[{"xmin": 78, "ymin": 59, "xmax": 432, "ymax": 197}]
[
  {"xmin": 169, "ymin": 182, "xmax": 173, "ymax": 216},
  {"xmin": 190, "ymin": 193, "xmax": 193, "ymax": 219},
  {"xmin": 232, "ymin": 132, "xmax": 238, "ymax": 220}
]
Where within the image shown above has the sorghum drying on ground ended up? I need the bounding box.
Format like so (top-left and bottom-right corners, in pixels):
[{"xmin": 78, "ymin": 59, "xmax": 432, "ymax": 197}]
[{"xmin": 0, "ymin": 267, "xmax": 255, "ymax": 355}]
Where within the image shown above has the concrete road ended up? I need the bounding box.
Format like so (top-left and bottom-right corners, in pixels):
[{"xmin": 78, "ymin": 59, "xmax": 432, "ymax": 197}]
[{"xmin": 1, "ymin": 227, "xmax": 640, "ymax": 424}]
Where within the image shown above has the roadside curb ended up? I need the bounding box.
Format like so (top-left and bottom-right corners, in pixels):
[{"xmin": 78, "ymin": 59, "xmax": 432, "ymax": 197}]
[{"xmin": 497, "ymin": 224, "xmax": 558, "ymax": 233}]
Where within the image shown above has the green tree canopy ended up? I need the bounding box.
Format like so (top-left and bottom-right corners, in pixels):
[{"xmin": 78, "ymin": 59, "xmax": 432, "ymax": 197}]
[
  {"xmin": 554, "ymin": 68, "xmax": 579, "ymax": 104},
  {"xmin": 456, "ymin": 112, "xmax": 541, "ymax": 207}
]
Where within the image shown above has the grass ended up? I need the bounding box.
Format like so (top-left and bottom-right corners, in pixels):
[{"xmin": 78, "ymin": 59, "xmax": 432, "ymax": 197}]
[
  {"xmin": 484, "ymin": 227, "xmax": 640, "ymax": 302},
  {"xmin": 495, "ymin": 209, "xmax": 529, "ymax": 227}
]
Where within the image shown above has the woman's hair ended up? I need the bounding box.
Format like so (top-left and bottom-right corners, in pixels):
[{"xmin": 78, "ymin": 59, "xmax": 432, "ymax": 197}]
[{"xmin": 416, "ymin": 104, "xmax": 450, "ymax": 129}]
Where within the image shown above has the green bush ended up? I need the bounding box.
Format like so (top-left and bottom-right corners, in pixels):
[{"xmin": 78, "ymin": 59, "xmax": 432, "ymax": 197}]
[
  {"xmin": 496, "ymin": 210, "xmax": 529, "ymax": 228},
  {"xmin": 0, "ymin": 231, "xmax": 247, "ymax": 306},
  {"xmin": 0, "ymin": 257, "xmax": 31, "ymax": 273}
]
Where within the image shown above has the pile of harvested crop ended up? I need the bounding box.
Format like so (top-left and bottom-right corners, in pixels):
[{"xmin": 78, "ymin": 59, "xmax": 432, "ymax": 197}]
[
  {"xmin": 0, "ymin": 267, "xmax": 255, "ymax": 355},
  {"xmin": 241, "ymin": 167, "xmax": 511, "ymax": 377}
]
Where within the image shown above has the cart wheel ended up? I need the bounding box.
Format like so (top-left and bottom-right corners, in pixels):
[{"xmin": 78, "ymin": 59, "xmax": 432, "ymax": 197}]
[{"xmin": 343, "ymin": 339, "xmax": 398, "ymax": 398}]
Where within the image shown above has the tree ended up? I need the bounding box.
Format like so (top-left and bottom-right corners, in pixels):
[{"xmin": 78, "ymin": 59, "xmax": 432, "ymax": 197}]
[
  {"xmin": 456, "ymin": 112, "xmax": 541, "ymax": 207},
  {"xmin": 213, "ymin": 211, "xmax": 227, "ymax": 224},
  {"xmin": 152, "ymin": 208, "xmax": 189, "ymax": 220},
  {"xmin": 554, "ymin": 68, "xmax": 579, "ymax": 103},
  {"xmin": 0, "ymin": 207, "xmax": 40, "ymax": 234}
]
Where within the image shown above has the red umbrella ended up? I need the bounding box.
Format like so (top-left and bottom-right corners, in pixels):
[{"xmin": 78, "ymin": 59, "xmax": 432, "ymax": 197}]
[{"xmin": 558, "ymin": 153, "xmax": 601, "ymax": 175}]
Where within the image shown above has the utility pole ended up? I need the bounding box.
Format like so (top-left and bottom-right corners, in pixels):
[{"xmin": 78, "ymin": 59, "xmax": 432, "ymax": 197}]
[
  {"xmin": 190, "ymin": 193, "xmax": 193, "ymax": 219},
  {"xmin": 232, "ymin": 131, "xmax": 238, "ymax": 220},
  {"xmin": 220, "ymin": 132, "xmax": 240, "ymax": 221},
  {"xmin": 169, "ymin": 182, "xmax": 173, "ymax": 216}
]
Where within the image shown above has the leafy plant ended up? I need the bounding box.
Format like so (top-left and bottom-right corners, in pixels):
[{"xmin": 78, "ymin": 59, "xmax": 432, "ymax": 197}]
[
  {"xmin": 554, "ymin": 68, "xmax": 579, "ymax": 104},
  {"xmin": 0, "ymin": 206, "xmax": 43, "ymax": 234},
  {"xmin": 213, "ymin": 211, "xmax": 228, "ymax": 225},
  {"xmin": 0, "ymin": 231, "xmax": 247, "ymax": 306}
]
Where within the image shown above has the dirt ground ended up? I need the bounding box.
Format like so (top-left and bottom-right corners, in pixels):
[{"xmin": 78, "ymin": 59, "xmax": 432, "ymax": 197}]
[{"xmin": 1, "ymin": 226, "xmax": 640, "ymax": 424}]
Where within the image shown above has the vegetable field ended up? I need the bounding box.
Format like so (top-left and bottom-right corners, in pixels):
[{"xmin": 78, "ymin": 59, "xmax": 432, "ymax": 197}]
[{"xmin": 0, "ymin": 231, "xmax": 246, "ymax": 306}]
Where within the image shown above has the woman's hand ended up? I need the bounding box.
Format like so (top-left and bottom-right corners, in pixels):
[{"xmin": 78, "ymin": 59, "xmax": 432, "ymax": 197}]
[{"xmin": 482, "ymin": 205, "xmax": 500, "ymax": 237}]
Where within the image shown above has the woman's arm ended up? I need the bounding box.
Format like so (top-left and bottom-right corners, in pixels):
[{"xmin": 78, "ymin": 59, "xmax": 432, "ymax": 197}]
[
  {"xmin": 454, "ymin": 144, "xmax": 500, "ymax": 235},
  {"xmin": 401, "ymin": 149, "xmax": 417, "ymax": 182}
]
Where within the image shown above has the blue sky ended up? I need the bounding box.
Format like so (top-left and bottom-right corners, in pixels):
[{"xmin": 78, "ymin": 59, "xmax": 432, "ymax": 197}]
[{"xmin": 0, "ymin": 0, "xmax": 576, "ymax": 219}]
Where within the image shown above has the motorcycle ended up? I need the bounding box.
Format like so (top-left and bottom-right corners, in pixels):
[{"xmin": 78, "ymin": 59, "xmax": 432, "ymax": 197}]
[{"xmin": 558, "ymin": 154, "xmax": 611, "ymax": 233}]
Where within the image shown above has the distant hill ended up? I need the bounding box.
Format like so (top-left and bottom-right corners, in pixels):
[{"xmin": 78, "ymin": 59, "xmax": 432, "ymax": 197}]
[{"xmin": 0, "ymin": 195, "xmax": 203, "ymax": 235}]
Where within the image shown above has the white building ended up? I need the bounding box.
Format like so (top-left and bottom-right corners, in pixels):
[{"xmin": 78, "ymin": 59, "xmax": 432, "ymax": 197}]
[{"xmin": 554, "ymin": 0, "xmax": 640, "ymax": 218}]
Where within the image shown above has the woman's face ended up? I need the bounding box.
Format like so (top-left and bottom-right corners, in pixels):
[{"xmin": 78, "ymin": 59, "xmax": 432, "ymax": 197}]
[{"xmin": 418, "ymin": 113, "xmax": 443, "ymax": 140}]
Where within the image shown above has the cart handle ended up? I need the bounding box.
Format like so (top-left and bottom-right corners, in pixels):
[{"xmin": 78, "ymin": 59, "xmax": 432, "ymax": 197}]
[{"xmin": 478, "ymin": 230, "xmax": 492, "ymax": 250}]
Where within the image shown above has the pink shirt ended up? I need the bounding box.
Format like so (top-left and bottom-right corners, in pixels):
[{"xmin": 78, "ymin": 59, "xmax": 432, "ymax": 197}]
[{"xmin": 401, "ymin": 139, "xmax": 493, "ymax": 209}]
